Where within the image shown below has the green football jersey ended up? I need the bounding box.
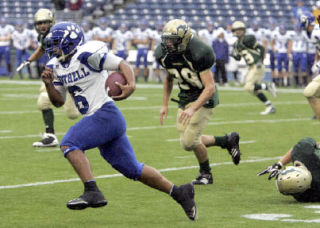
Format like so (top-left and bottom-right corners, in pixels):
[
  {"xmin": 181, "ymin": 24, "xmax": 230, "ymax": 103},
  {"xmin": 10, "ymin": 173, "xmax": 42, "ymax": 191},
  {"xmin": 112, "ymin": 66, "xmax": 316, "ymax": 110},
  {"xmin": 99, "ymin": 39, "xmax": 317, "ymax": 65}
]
[
  {"xmin": 155, "ymin": 36, "xmax": 219, "ymax": 109},
  {"xmin": 38, "ymin": 33, "xmax": 47, "ymax": 50},
  {"xmin": 291, "ymin": 137, "xmax": 320, "ymax": 202},
  {"xmin": 233, "ymin": 35, "xmax": 264, "ymax": 66}
]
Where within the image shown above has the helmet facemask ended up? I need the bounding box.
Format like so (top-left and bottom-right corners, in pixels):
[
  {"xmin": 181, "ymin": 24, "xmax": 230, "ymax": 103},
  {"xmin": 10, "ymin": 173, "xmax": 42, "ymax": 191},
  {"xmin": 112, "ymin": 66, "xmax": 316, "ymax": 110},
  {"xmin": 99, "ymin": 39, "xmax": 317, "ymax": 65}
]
[
  {"xmin": 45, "ymin": 23, "xmax": 84, "ymax": 62},
  {"xmin": 276, "ymin": 161, "xmax": 312, "ymax": 195},
  {"xmin": 161, "ymin": 19, "xmax": 192, "ymax": 54}
]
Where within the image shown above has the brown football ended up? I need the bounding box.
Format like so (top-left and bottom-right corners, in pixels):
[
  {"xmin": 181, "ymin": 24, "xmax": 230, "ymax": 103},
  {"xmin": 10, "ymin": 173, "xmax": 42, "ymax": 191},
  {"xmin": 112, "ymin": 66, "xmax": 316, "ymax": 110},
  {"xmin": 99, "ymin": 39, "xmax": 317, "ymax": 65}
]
[{"xmin": 105, "ymin": 72, "xmax": 127, "ymax": 97}]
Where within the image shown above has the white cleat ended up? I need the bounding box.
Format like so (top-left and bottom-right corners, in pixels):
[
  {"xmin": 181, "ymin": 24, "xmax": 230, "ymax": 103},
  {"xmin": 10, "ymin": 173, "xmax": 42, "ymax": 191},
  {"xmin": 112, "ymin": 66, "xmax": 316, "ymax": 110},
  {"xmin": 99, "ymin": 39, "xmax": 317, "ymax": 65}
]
[
  {"xmin": 268, "ymin": 82, "xmax": 277, "ymax": 98},
  {"xmin": 260, "ymin": 106, "xmax": 276, "ymax": 115},
  {"xmin": 32, "ymin": 133, "xmax": 59, "ymax": 147}
]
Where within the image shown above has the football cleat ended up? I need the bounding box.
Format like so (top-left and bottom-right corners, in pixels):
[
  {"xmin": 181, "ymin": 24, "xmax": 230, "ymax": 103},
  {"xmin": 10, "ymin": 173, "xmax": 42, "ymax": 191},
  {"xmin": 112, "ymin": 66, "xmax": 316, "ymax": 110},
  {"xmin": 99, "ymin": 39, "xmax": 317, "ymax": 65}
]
[
  {"xmin": 32, "ymin": 133, "xmax": 59, "ymax": 147},
  {"xmin": 267, "ymin": 82, "xmax": 277, "ymax": 98},
  {"xmin": 260, "ymin": 106, "xmax": 276, "ymax": 115},
  {"xmin": 192, "ymin": 172, "xmax": 213, "ymax": 185},
  {"xmin": 67, "ymin": 191, "xmax": 107, "ymax": 210},
  {"xmin": 226, "ymin": 132, "xmax": 241, "ymax": 165},
  {"xmin": 171, "ymin": 183, "xmax": 197, "ymax": 221}
]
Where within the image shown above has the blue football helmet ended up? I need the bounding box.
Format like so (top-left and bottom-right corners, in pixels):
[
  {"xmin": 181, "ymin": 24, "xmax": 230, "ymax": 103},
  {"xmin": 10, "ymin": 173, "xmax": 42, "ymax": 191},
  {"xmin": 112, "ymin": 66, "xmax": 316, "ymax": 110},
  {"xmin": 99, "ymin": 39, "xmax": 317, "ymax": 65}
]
[
  {"xmin": 300, "ymin": 13, "xmax": 315, "ymax": 30},
  {"xmin": 45, "ymin": 22, "xmax": 85, "ymax": 61}
]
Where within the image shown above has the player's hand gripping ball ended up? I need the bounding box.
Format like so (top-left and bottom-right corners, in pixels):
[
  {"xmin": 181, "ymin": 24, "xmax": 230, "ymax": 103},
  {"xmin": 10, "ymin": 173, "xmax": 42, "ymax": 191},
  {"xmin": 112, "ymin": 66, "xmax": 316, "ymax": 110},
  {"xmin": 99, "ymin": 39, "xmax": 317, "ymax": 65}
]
[{"xmin": 105, "ymin": 72, "xmax": 127, "ymax": 97}]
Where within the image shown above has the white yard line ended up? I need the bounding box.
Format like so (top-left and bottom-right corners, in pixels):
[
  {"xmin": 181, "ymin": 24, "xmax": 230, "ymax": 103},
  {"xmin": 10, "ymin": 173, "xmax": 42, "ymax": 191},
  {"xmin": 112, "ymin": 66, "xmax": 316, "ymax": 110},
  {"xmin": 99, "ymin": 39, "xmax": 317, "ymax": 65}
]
[
  {"xmin": 0, "ymin": 118, "xmax": 311, "ymax": 140},
  {"xmin": 0, "ymin": 80, "xmax": 304, "ymax": 93},
  {"xmin": 0, "ymin": 156, "xmax": 281, "ymax": 190},
  {"xmin": 0, "ymin": 130, "xmax": 12, "ymax": 133},
  {"xmin": 0, "ymin": 101, "xmax": 307, "ymax": 114}
]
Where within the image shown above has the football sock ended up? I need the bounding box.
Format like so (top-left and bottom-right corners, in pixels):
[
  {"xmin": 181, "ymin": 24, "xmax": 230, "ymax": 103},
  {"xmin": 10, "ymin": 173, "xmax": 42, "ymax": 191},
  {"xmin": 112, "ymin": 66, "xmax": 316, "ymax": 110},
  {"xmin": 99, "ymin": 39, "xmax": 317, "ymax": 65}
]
[
  {"xmin": 169, "ymin": 184, "xmax": 176, "ymax": 196},
  {"xmin": 294, "ymin": 76, "xmax": 299, "ymax": 86},
  {"xmin": 233, "ymin": 71, "xmax": 238, "ymax": 81},
  {"xmin": 84, "ymin": 180, "xmax": 99, "ymax": 192},
  {"xmin": 254, "ymin": 83, "xmax": 267, "ymax": 91},
  {"xmin": 256, "ymin": 92, "xmax": 268, "ymax": 103},
  {"xmin": 303, "ymin": 76, "xmax": 308, "ymax": 86},
  {"xmin": 264, "ymin": 100, "xmax": 272, "ymax": 106},
  {"xmin": 42, "ymin": 109, "xmax": 55, "ymax": 134},
  {"xmin": 170, "ymin": 185, "xmax": 178, "ymax": 197},
  {"xmin": 199, "ymin": 160, "xmax": 211, "ymax": 173},
  {"xmin": 214, "ymin": 135, "xmax": 228, "ymax": 148}
]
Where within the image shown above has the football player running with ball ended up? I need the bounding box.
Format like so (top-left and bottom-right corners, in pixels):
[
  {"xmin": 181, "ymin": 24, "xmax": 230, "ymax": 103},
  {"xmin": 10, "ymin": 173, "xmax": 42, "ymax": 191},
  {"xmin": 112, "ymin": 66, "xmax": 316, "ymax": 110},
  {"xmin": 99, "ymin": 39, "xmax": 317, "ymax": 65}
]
[
  {"xmin": 258, "ymin": 137, "xmax": 320, "ymax": 202},
  {"xmin": 41, "ymin": 22, "xmax": 196, "ymax": 221},
  {"xmin": 156, "ymin": 19, "xmax": 241, "ymax": 185},
  {"xmin": 231, "ymin": 21, "xmax": 277, "ymax": 115},
  {"xmin": 16, "ymin": 8, "xmax": 79, "ymax": 147}
]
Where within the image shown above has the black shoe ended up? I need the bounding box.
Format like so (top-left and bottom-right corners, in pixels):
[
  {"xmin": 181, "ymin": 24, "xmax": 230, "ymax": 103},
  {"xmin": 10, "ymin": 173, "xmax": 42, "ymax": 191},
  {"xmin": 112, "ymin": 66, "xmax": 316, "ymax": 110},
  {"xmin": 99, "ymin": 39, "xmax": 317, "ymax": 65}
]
[
  {"xmin": 226, "ymin": 132, "xmax": 241, "ymax": 165},
  {"xmin": 312, "ymin": 115, "xmax": 317, "ymax": 120},
  {"xmin": 67, "ymin": 191, "xmax": 107, "ymax": 210},
  {"xmin": 192, "ymin": 172, "xmax": 213, "ymax": 185},
  {"xmin": 171, "ymin": 184, "xmax": 197, "ymax": 221}
]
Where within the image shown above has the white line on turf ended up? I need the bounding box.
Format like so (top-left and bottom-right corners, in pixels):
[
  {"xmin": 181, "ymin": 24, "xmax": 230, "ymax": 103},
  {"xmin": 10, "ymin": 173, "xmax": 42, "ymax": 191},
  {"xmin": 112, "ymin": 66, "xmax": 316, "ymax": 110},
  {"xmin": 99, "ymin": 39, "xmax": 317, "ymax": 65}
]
[
  {"xmin": 0, "ymin": 80, "xmax": 305, "ymax": 93},
  {"xmin": 0, "ymin": 156, "xmax": 281, "ymax": 190},
  {"xmin": 0, "ymin": 101, "xmax": 308, "ymax": 114},
  {"xmin": 0, "ymin": 118, "xmax": 311, "ymax": 140},
  {"xmin": 0, "ymin": 130, "xmax": 12, "ymax": 133}
]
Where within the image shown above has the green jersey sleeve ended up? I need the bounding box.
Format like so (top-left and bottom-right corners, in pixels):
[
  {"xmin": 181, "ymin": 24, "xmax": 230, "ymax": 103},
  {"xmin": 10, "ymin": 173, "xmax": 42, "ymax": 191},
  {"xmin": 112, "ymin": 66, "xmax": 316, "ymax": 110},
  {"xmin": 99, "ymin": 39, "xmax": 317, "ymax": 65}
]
[{"xmin": 187, "ymin": 37, "xmax": 216, "ymax": 72}]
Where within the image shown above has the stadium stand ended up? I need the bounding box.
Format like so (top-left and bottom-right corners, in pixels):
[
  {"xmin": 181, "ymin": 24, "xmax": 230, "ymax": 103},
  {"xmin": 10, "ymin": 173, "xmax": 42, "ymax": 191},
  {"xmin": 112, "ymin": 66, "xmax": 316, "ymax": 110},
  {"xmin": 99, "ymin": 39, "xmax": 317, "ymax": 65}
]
[{"xmin": 0, "ymin": 0, "xmax": 315, "ymax": 29}]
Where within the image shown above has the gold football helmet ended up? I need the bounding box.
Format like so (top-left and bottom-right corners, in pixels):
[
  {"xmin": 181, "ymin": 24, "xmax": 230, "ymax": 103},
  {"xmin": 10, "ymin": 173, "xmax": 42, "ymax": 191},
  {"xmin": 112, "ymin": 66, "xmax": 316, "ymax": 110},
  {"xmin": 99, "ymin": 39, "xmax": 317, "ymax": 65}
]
[
  {"xmin": 232, "ymin": 21, "xmax": 246, "ymax": 38},
  {"xmin": 34, "ymin": 8, "xmax": 55, "ymax": 34},
  {"xmin": 276, "ymin": 161, "xmax": 312, "ymax": 195},
  {"xmin": 161, "ymin": 19, "xmax": 192, "ymax": 53}
]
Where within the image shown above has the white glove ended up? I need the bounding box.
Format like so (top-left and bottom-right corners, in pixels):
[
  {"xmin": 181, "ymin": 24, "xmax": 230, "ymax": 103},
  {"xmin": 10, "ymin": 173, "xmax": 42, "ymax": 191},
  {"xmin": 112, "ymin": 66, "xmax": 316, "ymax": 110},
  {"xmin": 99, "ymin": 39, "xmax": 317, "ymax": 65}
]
[
  {"xmin": 312, "ymin": 61, "xmax": 320, "ymax": 74},
  {"xmin": 16, "ymin": 60, "xmax": 30, "ymax": 72}
]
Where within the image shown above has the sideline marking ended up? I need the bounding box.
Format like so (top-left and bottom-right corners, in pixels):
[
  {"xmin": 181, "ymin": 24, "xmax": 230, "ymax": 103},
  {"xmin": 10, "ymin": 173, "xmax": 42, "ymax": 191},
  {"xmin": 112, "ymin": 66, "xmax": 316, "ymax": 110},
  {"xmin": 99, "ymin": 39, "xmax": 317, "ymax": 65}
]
[{"xmin": 0, "ymin": 156, "xmax": 280, "ymax": 190}]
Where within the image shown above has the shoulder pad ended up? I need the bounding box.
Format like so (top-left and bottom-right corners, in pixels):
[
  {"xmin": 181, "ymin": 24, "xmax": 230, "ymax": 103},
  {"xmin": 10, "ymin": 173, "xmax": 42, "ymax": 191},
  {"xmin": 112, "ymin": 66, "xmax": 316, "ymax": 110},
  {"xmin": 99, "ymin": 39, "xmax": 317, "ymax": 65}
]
[
  {"xmin": 243, "ymin": 35, "xmax": 256, "ymax": 48},
  {"xmin": 187, "ymin": 37, "xmax": 215, "ymax": 72}
]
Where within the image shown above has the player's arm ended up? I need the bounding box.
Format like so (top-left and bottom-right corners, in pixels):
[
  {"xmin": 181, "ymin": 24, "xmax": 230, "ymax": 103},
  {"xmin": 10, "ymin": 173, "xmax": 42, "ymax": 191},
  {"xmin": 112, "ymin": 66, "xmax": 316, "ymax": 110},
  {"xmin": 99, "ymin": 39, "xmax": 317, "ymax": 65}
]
[
  {"xmin": 88, "ymin": 48, "xmax": 135, "ymax": 100},
  {"xmin": 178, "ymin": 70, "xmax": 215, "ymax": 124},
  {"xmin": 17, "ymin": 47, "xmax": 45, "ymax": 71},
  {"xmin": 191, "ymin": 70, "xmax": 215, "ymax": 112},
  {"xmin": 258, "ymin": 148, "xmax": 292, "ymax": 179},
  {"xmin": 231, "ymin": 43, "xmax": 241, "ymax": 61},
  {"xmin": 287, "ymin": 39, "xmax": 293, "ymax": 56},
  {"xmin": 41, "ymin": 67, "xmax": 65, "ymax": 107},
  {"xmin": 160, "ymin": 70, "xmax": 174, "ymax": 125},
  {"xmin": 0, "ymin": 33, "xmax": 11, "ymax": 42},
  {"xmin": 112, "ymin": 39, "xmax": 117, "ymax": 54},
  {"xmin": 114, "ymin": 60, "xmax": 136, "ymax": 100},
  {"xmin": 254, "ymin": 42, "xmax": 265, "ymax": 63}
]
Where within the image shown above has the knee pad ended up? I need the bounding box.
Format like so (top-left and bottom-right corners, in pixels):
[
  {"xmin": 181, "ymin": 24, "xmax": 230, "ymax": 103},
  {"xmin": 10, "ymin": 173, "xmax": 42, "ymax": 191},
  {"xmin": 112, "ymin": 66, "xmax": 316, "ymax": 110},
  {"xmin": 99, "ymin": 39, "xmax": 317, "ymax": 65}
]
[
  {"xmin": 303, "ymin": 83, "xmax": 317, "ymax": 98},
  {"xmin": 64, "ymin": 106, "xmax": 80, "ymax": 119},
  {"xmin": 37, "ymin": 92, "xmax": 52, "ymax": 110},
  {"xmin": 64, "ymin": 94, "xmax": 80, "ymax": 119},
  {"xmin": 180, "ymin": 129, "xmax": 200, "ymax": 151}
]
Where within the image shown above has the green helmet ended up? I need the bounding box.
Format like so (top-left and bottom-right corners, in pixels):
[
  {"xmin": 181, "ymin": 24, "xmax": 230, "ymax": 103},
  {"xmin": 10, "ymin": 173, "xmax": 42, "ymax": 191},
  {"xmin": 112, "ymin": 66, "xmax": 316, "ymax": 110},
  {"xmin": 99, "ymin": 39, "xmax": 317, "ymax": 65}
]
[{"xmin": 161, "ymin": 19, "xmax": 192, "ymax": 53}]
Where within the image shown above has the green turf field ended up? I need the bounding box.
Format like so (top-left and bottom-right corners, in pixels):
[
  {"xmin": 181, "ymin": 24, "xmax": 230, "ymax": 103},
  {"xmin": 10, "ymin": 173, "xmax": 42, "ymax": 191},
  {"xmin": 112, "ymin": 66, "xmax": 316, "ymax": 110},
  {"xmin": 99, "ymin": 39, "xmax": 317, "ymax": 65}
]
[{"xmin": 1, "ymin": 79, "xmax": 319, "ymax": 227}]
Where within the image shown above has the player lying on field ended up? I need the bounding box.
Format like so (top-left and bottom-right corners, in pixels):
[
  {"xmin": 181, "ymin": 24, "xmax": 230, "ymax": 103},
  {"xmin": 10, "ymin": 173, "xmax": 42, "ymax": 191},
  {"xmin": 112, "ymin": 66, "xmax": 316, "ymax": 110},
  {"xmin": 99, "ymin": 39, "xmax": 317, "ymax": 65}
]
[{"xmin": 258, "ymin": 137, "xmax": 320, "ymax": 202}]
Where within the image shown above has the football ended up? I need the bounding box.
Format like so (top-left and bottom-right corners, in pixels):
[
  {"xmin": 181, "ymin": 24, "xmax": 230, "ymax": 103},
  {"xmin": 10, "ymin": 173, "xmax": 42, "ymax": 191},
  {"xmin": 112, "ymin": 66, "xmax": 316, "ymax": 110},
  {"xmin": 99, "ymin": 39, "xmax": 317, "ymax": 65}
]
[{"xmin": 105, "ymin": 72, "xmax": 127, "ymax": 97}]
